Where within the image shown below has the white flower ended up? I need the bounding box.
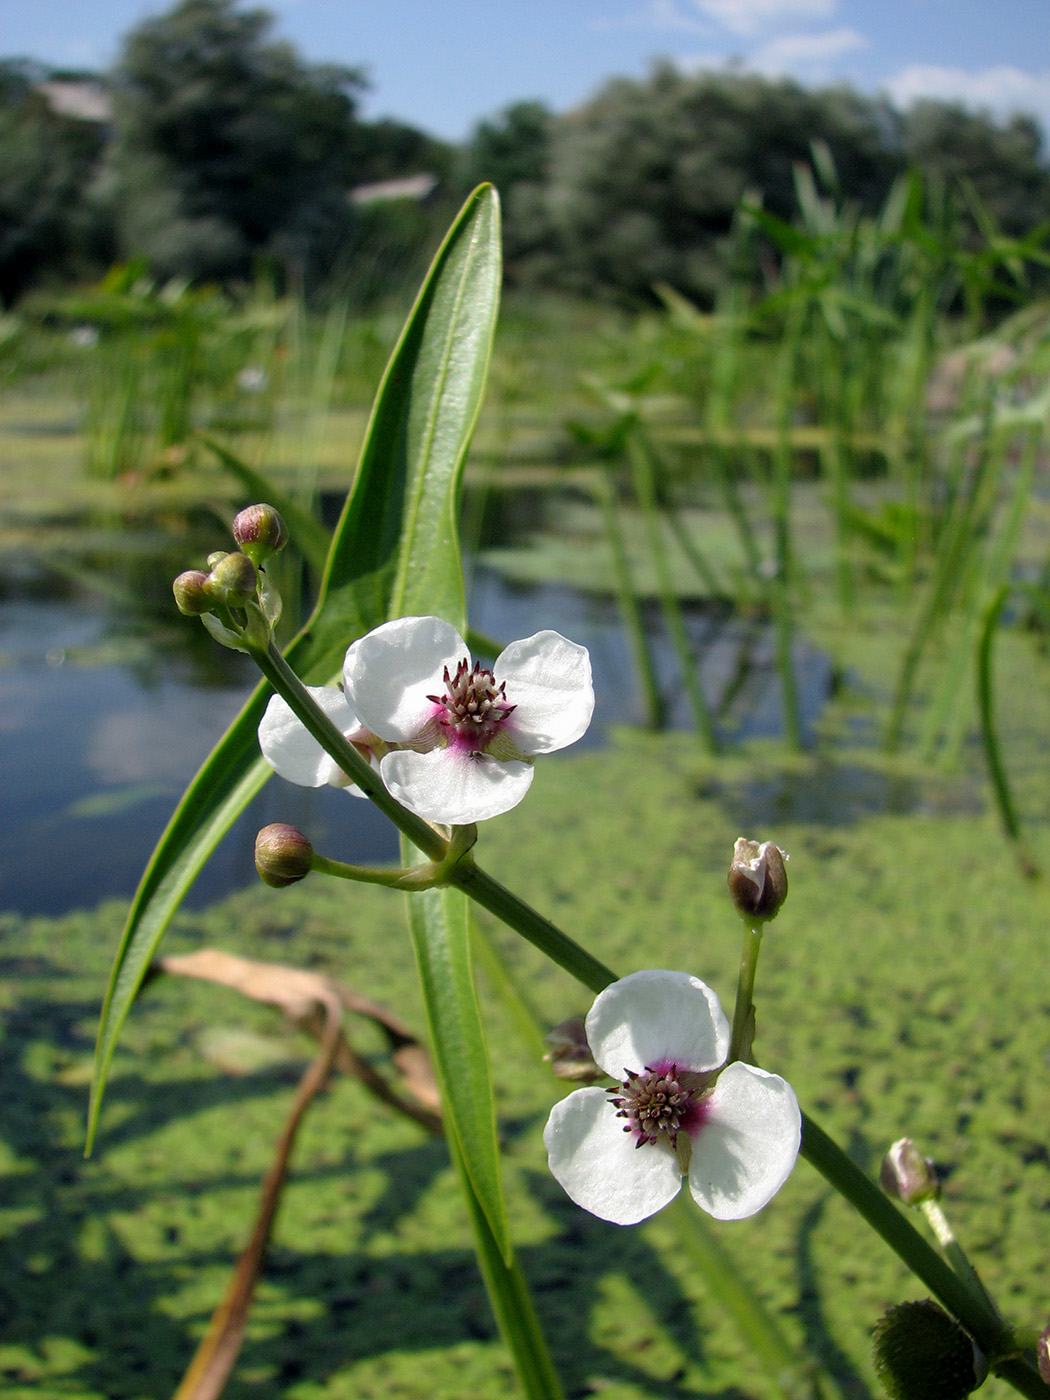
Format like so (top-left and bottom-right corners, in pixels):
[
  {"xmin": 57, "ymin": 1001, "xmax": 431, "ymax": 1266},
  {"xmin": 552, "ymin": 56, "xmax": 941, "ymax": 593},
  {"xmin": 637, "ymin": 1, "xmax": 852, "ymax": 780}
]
[
  {"xmin": 258, "ymin": 685, "xmax": 377, "ymax": 797},
  {"xmin": 342, "ymin": 615, "xmax": 594, "ymax": 825},
  {"xmin": 543, "ymin": 970, "xmax": 801, "ymax": 1226}
]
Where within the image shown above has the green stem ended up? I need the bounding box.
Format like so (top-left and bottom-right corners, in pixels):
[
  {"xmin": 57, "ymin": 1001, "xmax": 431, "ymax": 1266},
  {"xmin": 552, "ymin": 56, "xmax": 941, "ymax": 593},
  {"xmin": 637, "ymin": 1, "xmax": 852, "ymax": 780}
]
[
  {"xmin": 310, "ymin": 852, "xmax": 441, "ymax": 888},
  {"xmin": 247, "ymin": 636, "xmax": 1048, "ymax": 1396},
  {"xmin": 447, "ymin": 1127, "xmax": 566, "ymax": 1400},
  {"xmin": 728, "ymin": 924, "xmax": 763, "ymax": 1065},
  {"xmin": 250, "ymin": 640, "xmax": 450, "ymax": 861},
  {"xmin": 800, "ymin": 1117, "xmax": 1011, "ymax": 1359},
  {"xmin": 627, "ymin": 427, "xmax": 718, "ymax": 752},
  {"xmin": 921, "ymin": 1198, "xmax": 1001, "ymax": 1321},
  {"xmin": 594, "ymin": 467, "xmax": 665, "ymax": 729}
]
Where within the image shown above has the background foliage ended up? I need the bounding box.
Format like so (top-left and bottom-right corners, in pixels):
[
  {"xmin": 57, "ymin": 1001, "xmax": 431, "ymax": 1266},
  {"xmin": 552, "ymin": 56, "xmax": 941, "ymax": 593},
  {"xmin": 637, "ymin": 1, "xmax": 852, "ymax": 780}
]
[{"xmin": 2, "ymin": 0, "xmax": 1048, "ymax": 306}]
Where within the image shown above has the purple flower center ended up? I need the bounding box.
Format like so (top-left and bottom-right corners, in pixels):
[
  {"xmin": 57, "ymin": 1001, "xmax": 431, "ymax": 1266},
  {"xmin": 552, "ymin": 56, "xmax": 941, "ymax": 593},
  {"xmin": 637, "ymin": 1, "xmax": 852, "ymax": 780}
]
[
  {"xmin": 607, "ymin": 1062, "xmax": 708, "ymax": 1149},
  {"xmin": 428, "ymin": 658, "xmax": 516, "ymax": 752}
]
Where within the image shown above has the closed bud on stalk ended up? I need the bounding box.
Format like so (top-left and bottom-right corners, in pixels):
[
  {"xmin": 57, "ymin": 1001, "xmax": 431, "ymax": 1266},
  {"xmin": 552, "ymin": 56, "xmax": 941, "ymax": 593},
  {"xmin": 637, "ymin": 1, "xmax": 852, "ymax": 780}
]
[
  {"xmin": 232, "ymin": 503, "xmax": 289, "ymax": 565},
  {"xmin": 255, "ymin": 823, "xmax": 313, "ymax": 887},
  {"xmin": 872, "ymin": 1300, "xmax": 986, "ymax": 1400},
  {"xmin": 881, "ymin": 1138, "xmax": 940, "ymax": 1206},
  {"xmin": 1037, "ymin": 1324, "xmax": 1050, "ymax": 1385},
  {"xmin": 172, "ymin": 569, "xmax": 212, "ymax": 615},
  {"xmin": 727, "ymin": 837, "xmax": 789, "ymax": 921},
  {"xmin": 205, "ymin": 551, "xmax": 257, "ymax": 606},
  {"xmin": 544, "ymin": 1017, "xmax": 601, "ymax": 1083}
]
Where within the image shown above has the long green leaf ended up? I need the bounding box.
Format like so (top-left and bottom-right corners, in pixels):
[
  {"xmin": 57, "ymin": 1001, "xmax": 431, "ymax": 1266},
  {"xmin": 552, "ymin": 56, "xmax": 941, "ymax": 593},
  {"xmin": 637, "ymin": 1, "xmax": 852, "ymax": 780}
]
[
  {"xmin": 446, "ymin": 1129, "xmax": 564, "ymax": 1400},
  {"xmin": 403, "ymin": 875, "xmax": 512, "ymax": 1263},
  {"xmin": 88, "ymin": 185, "xmax": 502, "ymax": 1149}
]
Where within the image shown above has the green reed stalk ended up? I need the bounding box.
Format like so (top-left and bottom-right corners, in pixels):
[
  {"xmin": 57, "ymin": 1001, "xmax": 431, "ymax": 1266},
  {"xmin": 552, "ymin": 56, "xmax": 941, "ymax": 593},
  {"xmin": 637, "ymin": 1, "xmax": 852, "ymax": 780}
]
[
  {"xmin": 593, "ymin": 466, "xmax": 666, "ymax": 729},
  {"xmin": 626, "ymin": 427, "xmax": 718, "ymax": 752},
  {"xmin": 770, "ymin": 304, "xmax": 804, "ymax": 751}
]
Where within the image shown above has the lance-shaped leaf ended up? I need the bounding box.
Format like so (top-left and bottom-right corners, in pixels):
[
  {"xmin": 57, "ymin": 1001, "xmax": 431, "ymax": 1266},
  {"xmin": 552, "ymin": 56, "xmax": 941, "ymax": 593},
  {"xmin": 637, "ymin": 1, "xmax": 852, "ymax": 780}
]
[
  {"xmin": 403, "ymin": 870, "xmax": 512, "ymax": 1264},
  {"xmin": 88, "ymin": 185, "xmax": 502, "ymax": 1150}
]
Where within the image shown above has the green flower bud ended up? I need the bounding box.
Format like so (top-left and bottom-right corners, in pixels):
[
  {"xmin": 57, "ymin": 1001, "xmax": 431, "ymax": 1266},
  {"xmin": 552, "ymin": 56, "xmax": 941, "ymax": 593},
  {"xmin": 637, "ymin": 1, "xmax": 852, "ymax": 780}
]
[
  {"xmin": 207, "ymin": 550, "xmax": 229, "ymax": 569},
  {"xmin": 232, "ymin": 503, "xmax": 289, "ymax": 565},
  {"xmin": 881, "ymin": 1138, "xmax": 941, "ymax": 1206},
  {"xmin": 204, "ymin": 551, "xmax": 257, "ymax": 606},
  {"xmin": 254, "ymin": 824, "xmax": 314, "ymax": 887},
  {"xmin": 872, "ymin": 1300, "xmax": 986, "ymax": 1400},
  {"xmin": 727, "ymin": 837, "xmax": 789, "ymax": 921},
  {"xmin": 172, "ymin": 569, "xmax": 212, "ymax": 615}
]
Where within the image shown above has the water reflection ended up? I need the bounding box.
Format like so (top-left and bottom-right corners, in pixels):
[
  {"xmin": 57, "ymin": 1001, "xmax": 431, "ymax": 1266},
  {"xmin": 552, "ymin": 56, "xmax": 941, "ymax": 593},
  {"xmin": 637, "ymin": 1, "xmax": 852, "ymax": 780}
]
[{"xmin": 0, "ymin": 553, "xmax": 832, "ymax": 916}]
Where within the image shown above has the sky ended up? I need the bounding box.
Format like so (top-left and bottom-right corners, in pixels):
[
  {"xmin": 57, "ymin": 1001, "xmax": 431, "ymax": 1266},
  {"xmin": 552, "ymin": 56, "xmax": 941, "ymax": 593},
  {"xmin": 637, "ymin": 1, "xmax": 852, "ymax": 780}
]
[{"xmin": 3, "ymin": 0, "xmax": 1050, "ymax": 143}]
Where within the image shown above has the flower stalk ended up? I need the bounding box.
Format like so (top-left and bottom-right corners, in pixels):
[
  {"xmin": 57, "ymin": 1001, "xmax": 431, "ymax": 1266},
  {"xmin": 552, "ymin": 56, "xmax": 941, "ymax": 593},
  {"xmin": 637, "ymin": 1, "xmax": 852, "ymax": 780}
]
[
  {"xmin": 728, "ymin": 923, "xmax": 763, "ymax": 1065},
  {"xmin": 240, "ymin": 624, "xmax": 1048, "ymax": 1397}
]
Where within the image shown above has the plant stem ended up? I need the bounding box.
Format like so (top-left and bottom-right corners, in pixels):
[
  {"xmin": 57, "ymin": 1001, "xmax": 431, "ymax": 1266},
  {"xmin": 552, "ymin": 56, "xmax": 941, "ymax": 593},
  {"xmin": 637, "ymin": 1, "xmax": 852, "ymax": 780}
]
[
  {"xmin": 921, "ymin": 1197, "xmax": 1001, "ymax": 1321},
  {"xmin": 248, "ymin": 635, "xmax": 1048, "ymax": 1396},
  {"xmin": 728, "ymin": 924, "xmax": 763, "ymax": 1064},
  {"xmin": 250, "ymin": 640, "xmax": 449, "ymax": 861},
  {"xmin": 310, "ymin": 852, "xmax": 439, "ymax": 888}
]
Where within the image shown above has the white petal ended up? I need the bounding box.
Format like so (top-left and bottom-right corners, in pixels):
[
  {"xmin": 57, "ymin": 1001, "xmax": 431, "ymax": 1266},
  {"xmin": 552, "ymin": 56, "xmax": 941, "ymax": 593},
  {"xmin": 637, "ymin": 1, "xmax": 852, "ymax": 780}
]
[
  {"xmin": 495, "ymin": 631, "xmax": 595, "ymax": 754},
  {"xmin": 379, "ymin": 748, "xmax": 534, "ymax": 825},
  {"xmin": 687, "ymin": 1063, "xmax": 801, "ymax": 1220},
  {"xmin": 585, "ymin": 970, "xmax": 730, "ymax": 1080},
  {"xmin": 344, "ymin": 616, "xmax": 466, "ymax": 742},
  {"xmin": 544, "ymin": 1087, "xmax": 682, "ymax": 1225},
  {"xmin": 259, "ymin": 687, "xmax": 362, "ymax": 788}
]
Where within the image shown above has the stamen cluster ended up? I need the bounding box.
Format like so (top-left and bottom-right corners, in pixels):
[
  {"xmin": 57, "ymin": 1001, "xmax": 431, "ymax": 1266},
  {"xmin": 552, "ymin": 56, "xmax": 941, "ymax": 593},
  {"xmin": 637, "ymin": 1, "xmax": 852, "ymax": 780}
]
[
  {"xmin": 609, "ymin": 1064, "xmax": 695, "ymax": 1149},
  {"xmin": 429, "ymin": 658, "xmax": 515, "ymax": 747}
]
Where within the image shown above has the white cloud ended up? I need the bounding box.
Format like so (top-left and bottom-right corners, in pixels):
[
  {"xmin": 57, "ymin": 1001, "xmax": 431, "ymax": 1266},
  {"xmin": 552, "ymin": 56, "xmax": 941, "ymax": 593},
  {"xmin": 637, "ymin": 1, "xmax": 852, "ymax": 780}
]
[
  {"xmin": 688, "ymin": 0, "xmax": 837, "ymax": 37},
  {"xmin": 752, "ymin": 26, "xmax": 868, "ymax": 72},
  {"xmin": 591, "ymin": 1, "xmax": 711, "ymax": 34},
  {"xmin": 885, "ymin": 64, "xmax": 1050, "ymax": 130}
]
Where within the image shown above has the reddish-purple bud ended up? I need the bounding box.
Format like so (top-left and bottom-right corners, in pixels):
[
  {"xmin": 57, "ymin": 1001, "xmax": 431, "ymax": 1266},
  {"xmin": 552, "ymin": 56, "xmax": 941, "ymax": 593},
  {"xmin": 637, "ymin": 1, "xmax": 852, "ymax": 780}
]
[
  {"xmin": 727, "ymin": 838, "xmax": 789, "ymax": 921},
  {"xmin": 1037, "ymin": 1324, "xmax": 1050, "ymax": 1385},
  {"xmin": 254, "ymin": 824, "xmax": 313, "ymax": 887},
  {"xmin": 880, "ymin": 1138, "xmax": 941, "ymax": 1206},
  {"xmin": 172, "ymin": 569, "xmax": 212, "ymax": 615},
  {"xmin": 232, "ymin": 503, "xmax": 289, "ymax": 565}
]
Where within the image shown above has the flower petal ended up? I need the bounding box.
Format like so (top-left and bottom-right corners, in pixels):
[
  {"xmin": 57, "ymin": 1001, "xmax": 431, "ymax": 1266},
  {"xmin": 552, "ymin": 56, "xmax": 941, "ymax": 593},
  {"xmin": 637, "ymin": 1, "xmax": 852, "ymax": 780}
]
[
  {"xmin": 585, "ymin": 970, "xmax": 730, "ymax": 1080},
  {"xmin": 259, "ymin": 687, "xmax": 362, "ymax": 788},
  {"xmin": 379, "ymin": 748, "xmax": 534, "ymax": 825},
  {"xmin": 344, "ymin": 616, "xmax": 465, "ymax": 742},
  {"xmin": 495, "ymin": 631, "xmax": 594, "ymax": 753},
  {"xmin": 687, "ymin": 1062, "xmax": 801, "ymax": 1220},
  {"xmin": 544, "ymin": 1086, "xmax": 683, "ymax": 1225}
]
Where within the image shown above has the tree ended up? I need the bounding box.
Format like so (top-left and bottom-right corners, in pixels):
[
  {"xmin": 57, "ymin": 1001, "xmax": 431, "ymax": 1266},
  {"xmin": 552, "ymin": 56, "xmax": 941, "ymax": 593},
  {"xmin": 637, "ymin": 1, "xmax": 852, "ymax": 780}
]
[
  {"xmin": 106, "ymin": 0, "xmax": 368, "ymax": 282},
  {"xmin": 0, "ymin": 61, "xmax": 111, "ymax": 303},
  {"xmin": 902, "ymin": 102, "xmax": 1050, "ymax": 236}
]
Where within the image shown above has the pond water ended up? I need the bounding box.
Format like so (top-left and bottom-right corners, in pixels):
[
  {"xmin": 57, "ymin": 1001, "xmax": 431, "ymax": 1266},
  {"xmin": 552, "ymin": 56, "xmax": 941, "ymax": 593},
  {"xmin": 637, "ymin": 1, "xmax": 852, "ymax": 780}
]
[{"xmin": 0, "ymin": 532, "xmax": 832, "ymax": 916}]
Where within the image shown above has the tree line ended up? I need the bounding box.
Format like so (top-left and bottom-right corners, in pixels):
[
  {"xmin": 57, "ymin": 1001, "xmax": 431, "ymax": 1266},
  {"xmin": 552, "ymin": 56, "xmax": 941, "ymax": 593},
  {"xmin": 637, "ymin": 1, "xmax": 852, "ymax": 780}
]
[{"xmin": 3, "ymin": 0, "xmax": 1049, "ymax": 308}]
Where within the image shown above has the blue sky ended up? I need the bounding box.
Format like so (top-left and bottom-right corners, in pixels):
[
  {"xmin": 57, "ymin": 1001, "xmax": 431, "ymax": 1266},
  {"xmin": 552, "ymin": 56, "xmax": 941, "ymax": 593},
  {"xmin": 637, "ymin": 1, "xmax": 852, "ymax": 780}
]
[{"xmin": 4, "ymin": 0, "xmax": 1050, "ymax": 142}]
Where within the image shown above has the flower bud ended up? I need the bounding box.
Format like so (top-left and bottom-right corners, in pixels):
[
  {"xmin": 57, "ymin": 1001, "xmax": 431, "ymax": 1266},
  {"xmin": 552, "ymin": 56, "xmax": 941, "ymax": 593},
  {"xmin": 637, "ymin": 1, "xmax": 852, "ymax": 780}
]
[
  {"xmin": 544, "ymin": 1017, "xmax": 601, "ymax": 1083},
  {"xmin": 172, "ymin": 569, "xmax": 212, "ymax": 615},
  {"xmin": 1038, "ymin": 1324, "xmax": 1050, "ymax": 1385},
  {"xmin": 232, "ymin": 503, "xmax": 289, "ymax": 565},
  {"xmin": 204, "ymin": 551, "xmax": 258, "ymax": 606},
  {"xmin": 254, "ymin": 823, "xmax": 313, "ymax": 887},
  {"xmin": 880, "ymin": 1138, "xmax": 941, "ymax": 1206},
  {"xmin": 872, "ymin": 1300, "xmax": 985, "ymax": 1400},
  {"xmin": 727, "ymin": 838, "xmax": 789, "ymax": 921}
]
